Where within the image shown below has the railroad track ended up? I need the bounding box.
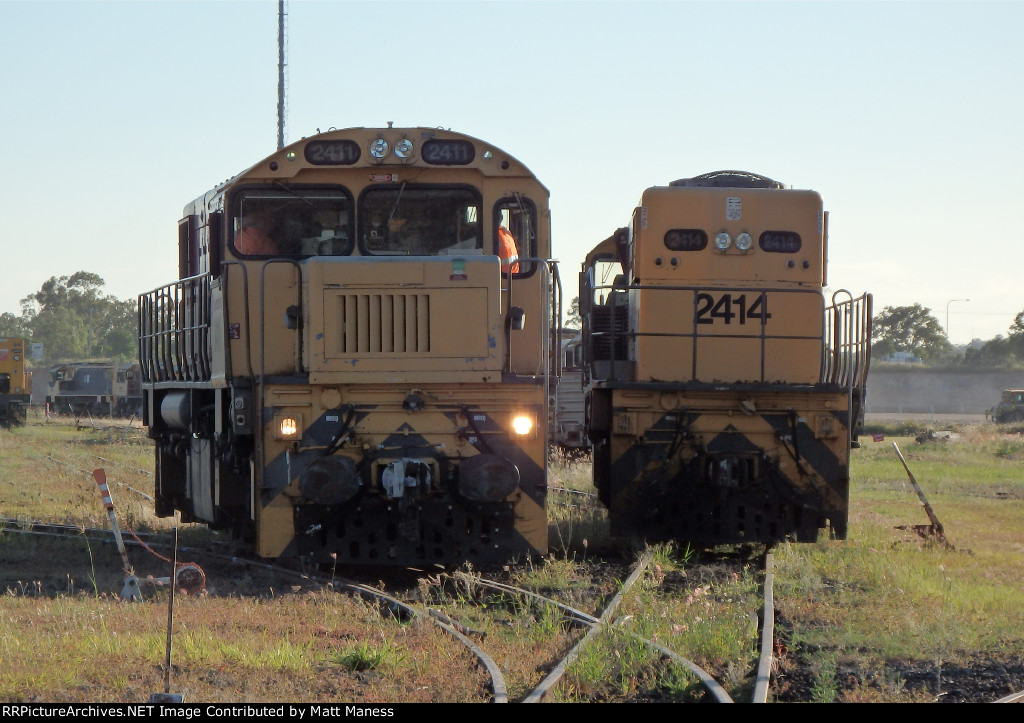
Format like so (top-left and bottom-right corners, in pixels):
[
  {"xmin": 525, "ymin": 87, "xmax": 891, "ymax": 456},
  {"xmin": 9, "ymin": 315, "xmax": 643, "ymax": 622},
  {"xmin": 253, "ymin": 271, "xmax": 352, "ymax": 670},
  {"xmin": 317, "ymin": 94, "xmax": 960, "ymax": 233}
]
[
  {"xmin": 4, "ymin": 442, "xmax": 1019, "ymax": 700},
  {"xmin": 466, "ymin": 553, "xmax": 738, "ymax": 703},
  {"xmin": 415, "ymin": 547, "xmax": 777, "ymax": 702},
  {"xmin": 4, "ymin": 511, "xmax": 1023, "ymax": 703},
  {"xmin": 1, "ymin": 516, "xmax": 774, "ymax": 702}
]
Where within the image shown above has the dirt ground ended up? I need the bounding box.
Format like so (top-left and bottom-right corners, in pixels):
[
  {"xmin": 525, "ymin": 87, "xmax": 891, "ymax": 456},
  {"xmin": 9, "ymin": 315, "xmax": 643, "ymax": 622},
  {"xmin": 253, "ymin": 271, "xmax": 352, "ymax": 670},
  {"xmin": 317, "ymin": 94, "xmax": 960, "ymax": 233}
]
[{"xmin": 865, "ymin": 413, "xmax": 988, "ymax": 425}]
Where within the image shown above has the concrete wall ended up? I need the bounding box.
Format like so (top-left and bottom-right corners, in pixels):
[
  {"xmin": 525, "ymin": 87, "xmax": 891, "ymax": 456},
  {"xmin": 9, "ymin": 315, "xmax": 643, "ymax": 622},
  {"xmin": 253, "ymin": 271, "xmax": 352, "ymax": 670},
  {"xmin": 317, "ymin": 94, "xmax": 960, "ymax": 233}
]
[{"xmin": 865, "ymin": 366, "xmax": 1024, "ymax": 415}]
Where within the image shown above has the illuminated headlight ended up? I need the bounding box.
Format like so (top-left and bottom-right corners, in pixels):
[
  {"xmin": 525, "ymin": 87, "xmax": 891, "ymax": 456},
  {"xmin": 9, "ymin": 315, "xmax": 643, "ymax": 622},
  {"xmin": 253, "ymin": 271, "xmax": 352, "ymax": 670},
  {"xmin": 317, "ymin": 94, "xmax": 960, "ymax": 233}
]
[
  {"xmin": 714, "ymin": 232, "xmax": 732, "ymax": 250},
  {"xmin": 735, "ymin": 232, "xmax": 753, "ymax": 251},
  {"xmin": 511, "ymin": 414, "xmax": 535, "ymax": 437},
  {"xmin": 275, "ymin": 414, "xmax": 301, "ymax": 440}
]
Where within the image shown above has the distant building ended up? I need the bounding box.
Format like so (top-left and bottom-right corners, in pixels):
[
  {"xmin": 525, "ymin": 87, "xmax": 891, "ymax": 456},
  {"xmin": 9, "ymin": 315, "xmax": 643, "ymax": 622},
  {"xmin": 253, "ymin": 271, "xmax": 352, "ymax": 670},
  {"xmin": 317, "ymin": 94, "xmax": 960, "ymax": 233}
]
[{"xmin": 882, "ymin": 351, "xmax": 923, "ymax": 364}]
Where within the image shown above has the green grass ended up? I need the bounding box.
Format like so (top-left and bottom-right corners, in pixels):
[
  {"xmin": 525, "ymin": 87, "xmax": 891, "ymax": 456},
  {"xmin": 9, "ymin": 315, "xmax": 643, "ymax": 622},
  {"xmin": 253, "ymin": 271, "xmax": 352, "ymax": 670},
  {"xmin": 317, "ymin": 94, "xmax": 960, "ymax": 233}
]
[
  {"xmin": 771, "ymin": 422, "xmax": 1024, "ymax": 701},
  {"xmin": 0, "ymin": 415, "xmax": 159, "ymax": 531},
  {"xmin": 4, "ymin": 416, "xmax": 1024, "ymax": 702},
  {"xmin": 328, "ymin": 638, "xmax": 406, "ymax": 672}
]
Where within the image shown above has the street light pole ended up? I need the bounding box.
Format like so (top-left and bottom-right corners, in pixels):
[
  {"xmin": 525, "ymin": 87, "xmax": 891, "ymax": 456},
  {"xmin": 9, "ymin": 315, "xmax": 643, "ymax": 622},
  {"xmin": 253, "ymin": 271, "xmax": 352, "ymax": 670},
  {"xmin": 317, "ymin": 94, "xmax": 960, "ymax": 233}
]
[{"xmin": 945, "ymin": 298, "xmax": 970, "ymax": 340}]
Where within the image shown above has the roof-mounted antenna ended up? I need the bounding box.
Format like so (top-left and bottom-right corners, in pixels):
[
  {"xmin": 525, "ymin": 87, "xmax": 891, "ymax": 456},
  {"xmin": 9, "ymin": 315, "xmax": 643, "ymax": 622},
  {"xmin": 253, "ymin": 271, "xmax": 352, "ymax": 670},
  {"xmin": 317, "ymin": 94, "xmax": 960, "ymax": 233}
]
[{"xmin": 277, "ymin": 1, "xmax": 288, "ymax": 150}]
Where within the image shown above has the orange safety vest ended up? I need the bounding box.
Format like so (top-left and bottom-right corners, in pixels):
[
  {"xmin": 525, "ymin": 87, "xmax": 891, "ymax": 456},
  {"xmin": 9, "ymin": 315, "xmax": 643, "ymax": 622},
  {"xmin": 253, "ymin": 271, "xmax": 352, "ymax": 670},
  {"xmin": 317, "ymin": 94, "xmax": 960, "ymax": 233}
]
[
  {"xmin": 236, "ymin": 225, "xmax": 276, "ymax": 255},
  {"xmin": 498, "ymin": 226, "xmax": 520, "ymax": 273}
]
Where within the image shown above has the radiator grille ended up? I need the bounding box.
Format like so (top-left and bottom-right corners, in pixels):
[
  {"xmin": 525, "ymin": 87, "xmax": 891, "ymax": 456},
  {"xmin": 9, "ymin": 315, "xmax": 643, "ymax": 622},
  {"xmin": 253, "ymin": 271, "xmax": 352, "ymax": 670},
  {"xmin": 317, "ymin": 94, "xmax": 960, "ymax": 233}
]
[{"xmin": 337, "ymin": 293, "xmax": 431, "ymax": 354}]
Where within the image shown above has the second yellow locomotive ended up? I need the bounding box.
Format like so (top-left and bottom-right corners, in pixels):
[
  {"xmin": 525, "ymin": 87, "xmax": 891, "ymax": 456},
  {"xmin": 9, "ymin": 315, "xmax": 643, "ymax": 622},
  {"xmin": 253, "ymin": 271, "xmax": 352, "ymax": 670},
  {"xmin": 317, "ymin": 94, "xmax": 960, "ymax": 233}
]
[{"xmin": 580, "ymin": 171, "xmax": 872, "ymax": 545}]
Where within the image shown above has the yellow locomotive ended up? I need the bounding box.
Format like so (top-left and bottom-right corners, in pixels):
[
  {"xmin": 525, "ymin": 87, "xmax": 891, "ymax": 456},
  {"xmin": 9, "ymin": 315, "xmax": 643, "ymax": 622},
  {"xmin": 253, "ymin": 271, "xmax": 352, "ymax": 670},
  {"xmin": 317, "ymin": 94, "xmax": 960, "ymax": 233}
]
[
  {"xmin": 139, "ymin": 126, "xmax": 560, "ymax": 566},
  {"xmin": 0, "ymin": 337, "xmax": 30, "ymax": 427},
  {"xmin": 580, "ymin": 171, "xmax": 871, "ymax": 544}
]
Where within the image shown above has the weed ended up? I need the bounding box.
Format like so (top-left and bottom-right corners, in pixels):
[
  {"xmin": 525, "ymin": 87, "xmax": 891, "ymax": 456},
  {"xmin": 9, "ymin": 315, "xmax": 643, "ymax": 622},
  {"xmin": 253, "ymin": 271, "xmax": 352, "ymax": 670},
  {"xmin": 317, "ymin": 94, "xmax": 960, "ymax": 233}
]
[
  {"xmin": 530, "ymin": 601, "xmax": 565, "ymax": 640},
  {"xmin": 656, "ymin": 662, "xmax": 702, "ymax": 701},
  {"xmin": 810, "ymin": 650, "xmax": 838, "ymax": 703},
  {"xmin": 81, "ymin": 531, "xmax": 99, "ymax": 597},
  {"xmin": 330, "ymin": 639, "xmax": 406, "ymax": 672},
  {"xmin": 992, "ymin": 440, "xmax": 1022, "ymax": 459}
]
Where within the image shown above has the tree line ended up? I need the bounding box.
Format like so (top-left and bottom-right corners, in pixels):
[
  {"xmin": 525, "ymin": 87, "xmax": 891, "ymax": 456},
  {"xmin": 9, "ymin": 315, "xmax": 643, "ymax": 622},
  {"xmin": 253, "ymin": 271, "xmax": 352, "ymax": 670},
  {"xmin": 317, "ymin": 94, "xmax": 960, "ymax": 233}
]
[
  {"xmin": 0, "ymin": 272, "xmax": 136, "ymax": 365},
  {"xmin": 2, "ymin": 272, "xmax": 1022, "ymax": 369},
  {"xmin": 854, "ymin": 303, "xmax": 1024, "ymax": 367}
]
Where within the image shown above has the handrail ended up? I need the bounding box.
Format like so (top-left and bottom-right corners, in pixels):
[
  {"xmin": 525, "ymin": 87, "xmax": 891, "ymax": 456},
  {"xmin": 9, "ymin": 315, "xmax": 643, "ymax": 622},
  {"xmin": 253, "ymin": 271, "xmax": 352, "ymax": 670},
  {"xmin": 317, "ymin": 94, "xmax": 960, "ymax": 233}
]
[{"xmin": 138, "ymin": 273, "xmax": 214, "ymax": 385}]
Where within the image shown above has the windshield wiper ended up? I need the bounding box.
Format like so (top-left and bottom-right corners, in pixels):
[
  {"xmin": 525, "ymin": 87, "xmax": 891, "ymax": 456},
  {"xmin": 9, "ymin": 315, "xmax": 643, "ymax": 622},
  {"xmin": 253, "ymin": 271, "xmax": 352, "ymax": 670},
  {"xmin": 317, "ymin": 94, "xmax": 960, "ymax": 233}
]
[{"xmin": 381, "ymin": 182, "xmax": 407, "ymax": 247}]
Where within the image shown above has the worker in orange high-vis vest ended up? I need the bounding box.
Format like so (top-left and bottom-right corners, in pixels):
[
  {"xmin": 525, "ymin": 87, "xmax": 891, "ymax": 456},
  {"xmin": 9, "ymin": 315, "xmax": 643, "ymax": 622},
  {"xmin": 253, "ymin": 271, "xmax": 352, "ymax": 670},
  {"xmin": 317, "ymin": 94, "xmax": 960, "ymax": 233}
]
[{"xmin": 498, "ymin": 225, "xmax": 520, "ymax": 273}]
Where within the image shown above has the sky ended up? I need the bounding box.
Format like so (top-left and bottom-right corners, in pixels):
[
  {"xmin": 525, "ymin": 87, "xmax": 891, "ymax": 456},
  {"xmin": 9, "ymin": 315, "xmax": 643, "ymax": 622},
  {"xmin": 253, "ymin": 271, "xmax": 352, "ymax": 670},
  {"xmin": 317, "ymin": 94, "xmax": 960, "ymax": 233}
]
[{"xmin": 2, "ymin": 0, "xmax": 1021, "ymax": 346}]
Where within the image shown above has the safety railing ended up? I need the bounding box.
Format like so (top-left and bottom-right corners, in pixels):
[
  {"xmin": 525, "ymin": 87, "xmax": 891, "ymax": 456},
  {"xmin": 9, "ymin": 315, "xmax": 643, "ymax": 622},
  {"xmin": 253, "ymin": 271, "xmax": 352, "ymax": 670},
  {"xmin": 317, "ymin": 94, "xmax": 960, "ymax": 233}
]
[{"xmin": 138, "ymin": 273, "xmax": 212, "ymax": 384}]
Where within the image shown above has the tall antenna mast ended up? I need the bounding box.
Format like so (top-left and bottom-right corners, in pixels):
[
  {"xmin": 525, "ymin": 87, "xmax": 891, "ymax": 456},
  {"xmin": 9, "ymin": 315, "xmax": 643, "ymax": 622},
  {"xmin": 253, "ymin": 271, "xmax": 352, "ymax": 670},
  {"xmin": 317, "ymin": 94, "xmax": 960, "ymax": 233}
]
[{"xmin": 277, "ymin": 0, "xmax": 287, "ymax": 150}]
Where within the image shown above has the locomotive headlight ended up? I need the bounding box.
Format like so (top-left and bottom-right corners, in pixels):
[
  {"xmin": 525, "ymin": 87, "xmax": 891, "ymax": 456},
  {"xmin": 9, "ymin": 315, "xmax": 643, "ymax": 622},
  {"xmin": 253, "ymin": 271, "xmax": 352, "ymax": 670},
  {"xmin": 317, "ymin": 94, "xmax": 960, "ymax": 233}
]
[
  {"xmin": 394, "ymin": 139, "xmax": 414, "ymax": 158},
  {"xmin": 369, "ymin": 138, "xmax": 389, "ymax": 159},
  {"xmin": 735, "ymin": 232, "xmax": 753, "ymax": 251},
  {"xmin": 275, "ymin": 413, "xmax": 301, "ymax": 440},
  {"xmin": 511, "ymin": 414, "xmax": 535, "ymax": 437},
  {"xmin": 714, "ymin": 232, "xmax": 732, "ymax": 250}
]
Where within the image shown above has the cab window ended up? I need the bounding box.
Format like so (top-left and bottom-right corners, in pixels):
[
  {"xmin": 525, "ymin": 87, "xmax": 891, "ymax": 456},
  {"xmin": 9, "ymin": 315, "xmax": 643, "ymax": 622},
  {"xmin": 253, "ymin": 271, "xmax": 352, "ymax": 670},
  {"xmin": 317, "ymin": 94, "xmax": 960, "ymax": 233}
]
[
  {"xmin": 359, "ymin": 185, "xmax": 481, "ymax": 256},
  {"xmin": 495, "ymin": 195, "xmax": 537, "ymax": 276},
  {"xmin": 232, "ymin": 187, "xmax": 354, "ymax": 257}
]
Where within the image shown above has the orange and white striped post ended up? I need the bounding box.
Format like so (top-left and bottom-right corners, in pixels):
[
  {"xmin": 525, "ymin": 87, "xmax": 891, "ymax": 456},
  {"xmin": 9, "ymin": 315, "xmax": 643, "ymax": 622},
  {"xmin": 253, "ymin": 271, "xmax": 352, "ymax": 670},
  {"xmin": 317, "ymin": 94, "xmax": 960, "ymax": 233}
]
[{"xmin": 93, "ymin": 468, "xmax": 139, "ymax": 598}]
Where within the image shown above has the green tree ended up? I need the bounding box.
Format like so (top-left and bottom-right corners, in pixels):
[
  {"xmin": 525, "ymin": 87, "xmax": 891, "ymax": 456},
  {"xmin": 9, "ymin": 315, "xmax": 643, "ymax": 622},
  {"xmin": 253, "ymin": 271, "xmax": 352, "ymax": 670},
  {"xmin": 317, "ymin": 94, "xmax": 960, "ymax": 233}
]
[
  {"xmin": 963, "ymin": 335, "xmax": 1021, "ymax": 368},
  {"xmin": 565, "ymin": 296, "xmax": 581, "ymax": 329},
  {"xmin": 91, "ymin": 297, "xmax": 137, "ymax": 358},
  {"xmin": 963, "ymin": 309, "xmax": 1024, "ymax": 368},
  {"xmin": 0, "ymin": 312, "xmax": 30, "ymax": 339},
  {"xmin": 30, "ymin": 307, "xmax": 90, "ymax": 360},
  {"xmin": 872, "ymin": 304, "xmax": 950, "ymax": 361},
  {"xmin": 103, "ymin": 327, "xmax": 137, "ymax": 359},
  {"xmin": 28, "ymin": 272, "xmax": 106, "ymax": 311},
  {"xmin": 1009, "ymin": 310, "xmax": 1024, "ymax": 339},
  {"xmin": 18, "ymin": 272, "xmax": 138, "ymax": 364}
]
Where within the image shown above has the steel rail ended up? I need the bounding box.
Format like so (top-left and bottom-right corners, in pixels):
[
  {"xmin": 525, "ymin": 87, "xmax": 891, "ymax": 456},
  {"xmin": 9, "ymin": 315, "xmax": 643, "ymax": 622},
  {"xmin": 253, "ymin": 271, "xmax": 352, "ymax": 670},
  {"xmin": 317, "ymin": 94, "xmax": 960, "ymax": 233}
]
[
  {"xmin": 520, "ymin": 552, "xmax": 653, "ymax": 703},
  {"xmin": 0, "ymin": 520, "xmax": 509, "ymax": 703},
  {"xmin": 457, "ymin": 566, "xmax": 733, "ymax": 703},
  {"xmin": 752, "ymin": 551, "xmax": 775, "ymax": 703}
]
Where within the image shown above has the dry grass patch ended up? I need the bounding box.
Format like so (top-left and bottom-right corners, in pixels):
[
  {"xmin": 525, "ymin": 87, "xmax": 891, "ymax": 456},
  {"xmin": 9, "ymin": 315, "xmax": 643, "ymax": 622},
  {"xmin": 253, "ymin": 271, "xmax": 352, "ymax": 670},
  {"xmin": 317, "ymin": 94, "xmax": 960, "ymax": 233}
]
[{"xmin": 0, "ymin": 587, "xmax": 494, "ymax": 703}]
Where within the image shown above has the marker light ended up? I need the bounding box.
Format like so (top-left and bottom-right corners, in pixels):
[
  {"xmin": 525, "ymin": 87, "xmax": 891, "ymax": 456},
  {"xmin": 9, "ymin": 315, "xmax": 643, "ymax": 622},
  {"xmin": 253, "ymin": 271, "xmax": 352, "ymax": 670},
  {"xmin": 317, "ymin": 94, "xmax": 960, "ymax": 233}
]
[
  {"xmin": 276, "ymin": 414, "xmax": 301, "ymax": 440},
  {"xmin": 511, "ymin": 415, "xmax": 534, "ymax": 436},
  {"xmin": 735, "ymin": 232, "xmax": 753, "ymax": 251},
  {"xmin": 714, "ymin": 232, "xmax": 732, "ymax": 250}
]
